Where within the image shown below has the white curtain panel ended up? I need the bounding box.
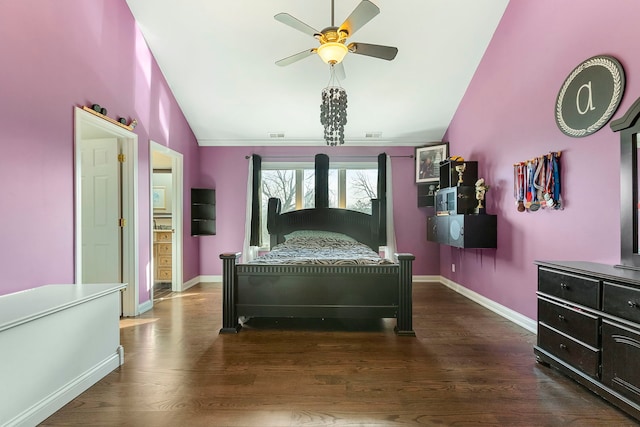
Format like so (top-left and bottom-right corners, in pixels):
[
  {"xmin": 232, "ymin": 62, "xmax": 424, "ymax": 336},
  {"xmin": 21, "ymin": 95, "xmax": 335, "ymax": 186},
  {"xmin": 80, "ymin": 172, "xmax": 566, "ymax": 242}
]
[
  {"xmin": 242, "ymin": 157, "xmax": 258, "ymax": 263},
  {"xmin": 384, "ymin": 155, "xmax": 398, "ymax": 261}
]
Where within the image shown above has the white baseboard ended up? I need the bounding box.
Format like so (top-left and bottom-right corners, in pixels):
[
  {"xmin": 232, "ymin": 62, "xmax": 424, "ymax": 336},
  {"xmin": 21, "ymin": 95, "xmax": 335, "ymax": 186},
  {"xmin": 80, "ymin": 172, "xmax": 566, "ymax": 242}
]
[
  {"xmin": 138, "ymin": 299, "xmax": 153, "ymax": 315},
  {"xmin": 7, "ymin": 353, "xmax": 121, "ymax": 427},
  {"xmin": 412, "ymin": 275, "xmax": 442, "ymax": 283},
  {"xmin": 182, "ymin": 276, "xmax": 203, "ymax": 291},
  {"xmin": 196, "ymin": 275, "xmax": 222, "ymax": 284},
  {"xmin": 437, "ymin": 276, "xmax": 537, "ymax": 333}
]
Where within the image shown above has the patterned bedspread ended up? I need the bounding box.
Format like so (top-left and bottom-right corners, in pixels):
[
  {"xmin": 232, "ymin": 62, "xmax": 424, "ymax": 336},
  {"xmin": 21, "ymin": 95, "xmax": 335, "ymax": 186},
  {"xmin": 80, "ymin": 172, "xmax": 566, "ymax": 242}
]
[{"xmin": 249, "ymin": 231, "xmax": 394, "ymax": 265}]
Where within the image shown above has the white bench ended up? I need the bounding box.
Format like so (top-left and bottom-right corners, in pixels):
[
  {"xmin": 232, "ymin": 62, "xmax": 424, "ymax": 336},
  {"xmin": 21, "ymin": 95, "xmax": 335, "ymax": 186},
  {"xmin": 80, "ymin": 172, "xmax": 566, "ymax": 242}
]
[{"xmin": 0, "ymin": 283, "xmax": 125, "ymax": 427}]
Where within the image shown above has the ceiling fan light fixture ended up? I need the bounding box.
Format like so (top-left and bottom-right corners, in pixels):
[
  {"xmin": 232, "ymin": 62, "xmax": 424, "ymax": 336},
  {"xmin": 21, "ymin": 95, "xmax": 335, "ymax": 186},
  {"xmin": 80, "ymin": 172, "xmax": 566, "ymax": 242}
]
[{"xmin": 317, "ymin": 42, "xmax": 348, "ymax": 64}]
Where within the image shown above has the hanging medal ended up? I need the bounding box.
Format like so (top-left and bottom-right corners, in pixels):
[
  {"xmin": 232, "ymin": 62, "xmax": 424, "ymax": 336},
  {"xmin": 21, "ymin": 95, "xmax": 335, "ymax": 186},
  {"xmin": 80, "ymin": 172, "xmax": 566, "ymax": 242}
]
[
  {"xmin": 525, "ymin": 161, "xmax": 534, "ymax": 209},
  {"xmin": 544, "ymin": 154, "xmax": 555, "ymax": 207},
  {"xmin": 514, "ymin": 163, "xmax": 524, "ymax": 212},
  {"xmin": 530, "ymin": 158, "xmax": 543, "ymax": 211},
  {"xmin": 552, "ymin": 152, "xmax": 562, "ymax": 209}
]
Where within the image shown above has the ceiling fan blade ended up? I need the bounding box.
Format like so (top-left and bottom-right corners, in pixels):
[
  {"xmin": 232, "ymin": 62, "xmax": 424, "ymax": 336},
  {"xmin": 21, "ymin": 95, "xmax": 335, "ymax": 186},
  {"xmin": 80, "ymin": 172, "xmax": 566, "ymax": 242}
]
[
  {"xmin": 333, "ymin": 62, "xmax": 346, "ymax": 80},
  {"xmin": 348, "ymin": 42, "xmax": 398, "ymax": 61},
  {"xmin": 274, "ymin": 13, "xmax": 320, "ymax": 38},
  {"xmin": 275, "ymin": 49, "xmax": 316, "ymax": 67},
  {"xmin": 338, "ymin": 0, "xmax": 380, "ymax": 37}
]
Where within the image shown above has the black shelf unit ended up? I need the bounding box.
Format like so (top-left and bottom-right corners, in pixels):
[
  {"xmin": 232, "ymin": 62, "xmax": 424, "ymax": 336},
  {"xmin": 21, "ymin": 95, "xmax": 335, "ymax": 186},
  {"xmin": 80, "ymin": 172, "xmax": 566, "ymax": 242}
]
[
  {"xmin": 191, "ymin": 188, "xmax": 216, "ymax": 236},
  {"xmin": 439, "ymin": 160, "xmax": 478, "ymax": 188},
  {"xmin": 417, "ymin": 183, "xmax": 439, "ymax": 207},
  {"xmin": 426, "ymin": 160, "xmax": 496, "ymax": 249}
]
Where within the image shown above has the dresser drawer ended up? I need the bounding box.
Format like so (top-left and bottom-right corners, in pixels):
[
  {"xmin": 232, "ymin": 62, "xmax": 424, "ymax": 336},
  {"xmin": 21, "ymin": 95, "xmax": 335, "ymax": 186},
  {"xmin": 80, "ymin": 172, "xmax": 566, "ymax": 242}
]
[
  {"xmin": 538, "ymin": 323, "xmax": 599, "ymax": 379},
  {"xmin": 155, "ymin": 231, "xmax": 172, "ymax": 242},
  {"xmin": 157, "ymin": 268, "xmax": 172, "ymax": 280},
  {"xmin": 602, "ymin": 281, "xmax": 640, "ymax": 323},
  {"xmin": 158, "ymin": 255, "xmax": 172, "ymax": 267},
  {"xmin": 602, "ymin": 320, "xmax": 640, "ymax": 402},
  {"xmin": 538, "ymin": 268, "xmax": 600, "ymax": 309},
  {"xmin": 157, "ymin": 243, "xmax": 172, "ymax": 255},
  {"xmin": 538, "ymin": 297, "xmax": 599, "ymax": 347}
]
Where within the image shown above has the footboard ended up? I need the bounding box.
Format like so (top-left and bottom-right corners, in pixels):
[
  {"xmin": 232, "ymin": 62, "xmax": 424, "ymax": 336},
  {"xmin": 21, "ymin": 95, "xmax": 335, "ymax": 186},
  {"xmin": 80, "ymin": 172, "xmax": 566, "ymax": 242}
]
[{"xmin": 219, "ymin": 253, "xmax": 415, "ymax": 336}]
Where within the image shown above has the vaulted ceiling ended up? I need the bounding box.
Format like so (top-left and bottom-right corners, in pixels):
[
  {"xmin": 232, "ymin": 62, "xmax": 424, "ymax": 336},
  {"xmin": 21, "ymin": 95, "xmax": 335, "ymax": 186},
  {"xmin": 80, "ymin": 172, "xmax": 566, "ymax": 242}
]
[{"xmin": 125, "ymin": 0, "xmax": 509, "ymax": 146}]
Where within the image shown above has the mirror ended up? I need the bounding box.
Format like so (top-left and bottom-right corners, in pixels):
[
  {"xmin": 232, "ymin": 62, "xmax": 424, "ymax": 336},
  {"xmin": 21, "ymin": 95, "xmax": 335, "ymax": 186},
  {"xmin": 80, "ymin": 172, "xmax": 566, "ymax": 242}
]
[{"xmin": 611, "ymin": 97, "xmax": 640, "ymax": 269}]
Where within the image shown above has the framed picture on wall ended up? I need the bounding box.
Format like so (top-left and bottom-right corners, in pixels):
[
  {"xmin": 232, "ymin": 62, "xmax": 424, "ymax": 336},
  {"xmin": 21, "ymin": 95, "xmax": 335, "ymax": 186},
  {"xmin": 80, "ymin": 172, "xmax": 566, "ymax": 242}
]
[
  {"xmin": 153, "ymin": 186, "xmax": 166, "ymax": 210},
  {"xmin": 416, "ymin": 143, "xmax": 449, "ymax": 183}
]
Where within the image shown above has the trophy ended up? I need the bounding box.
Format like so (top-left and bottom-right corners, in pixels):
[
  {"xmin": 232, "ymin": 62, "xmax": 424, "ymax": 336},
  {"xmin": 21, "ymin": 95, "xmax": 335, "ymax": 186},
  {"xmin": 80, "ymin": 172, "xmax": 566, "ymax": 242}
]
[
  {"xmin": 455, "ymin": 163, "xmax": 466, "ymax": 186},
  {"xmin": 475, "ymin": 178, "xmax": 489, "ymax": 214}
]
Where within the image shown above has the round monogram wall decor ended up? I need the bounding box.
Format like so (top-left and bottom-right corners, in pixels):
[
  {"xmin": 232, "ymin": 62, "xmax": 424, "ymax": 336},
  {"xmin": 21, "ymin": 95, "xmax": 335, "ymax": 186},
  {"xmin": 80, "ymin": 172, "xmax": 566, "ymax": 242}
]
[{"xmin": 555, "ymin": 55, "xmax": 625, "ymax": 137}]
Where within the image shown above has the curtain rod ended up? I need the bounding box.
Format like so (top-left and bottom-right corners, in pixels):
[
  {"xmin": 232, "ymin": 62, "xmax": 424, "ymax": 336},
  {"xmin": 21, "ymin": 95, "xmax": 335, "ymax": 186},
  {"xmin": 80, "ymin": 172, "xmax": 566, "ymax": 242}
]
[{"xmin": 245, "ymin": 155, "xmax": 413, "ymax": 160}]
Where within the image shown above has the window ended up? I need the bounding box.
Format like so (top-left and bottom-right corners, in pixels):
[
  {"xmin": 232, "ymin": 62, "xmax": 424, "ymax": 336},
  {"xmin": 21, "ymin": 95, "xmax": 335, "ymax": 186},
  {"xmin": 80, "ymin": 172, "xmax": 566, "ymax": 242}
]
[{"xmin": 260, "ymin": 162, "xmax": 377, "ymax": 248}]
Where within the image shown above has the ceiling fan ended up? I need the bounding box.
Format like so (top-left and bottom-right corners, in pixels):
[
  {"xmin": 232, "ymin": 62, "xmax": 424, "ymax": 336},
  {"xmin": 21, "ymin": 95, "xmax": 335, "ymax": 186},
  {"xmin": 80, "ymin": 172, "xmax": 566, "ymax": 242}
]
[{"xmin": 274, "ymin": 0, "xmax": 398, "ymax": 79}]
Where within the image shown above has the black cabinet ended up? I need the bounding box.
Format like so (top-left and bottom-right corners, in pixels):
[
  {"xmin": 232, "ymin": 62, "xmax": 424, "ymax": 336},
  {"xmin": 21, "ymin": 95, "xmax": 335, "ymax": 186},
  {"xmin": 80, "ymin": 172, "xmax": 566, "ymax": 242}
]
[
  {"xmin": 417, "ymin": 183, "xmax": 438, "ymax": 207},
  {"xmin": 191, "ymin": 188, "xmax": 216, "ymax": 236},
  {"xmin": 427, "ymin": 214, "xmax": 496, "ymax": 248},
  {"xmin": 439, "ymin": 160, "xmax": 478, "ymax": 188},
  {"xmin": 435, "ymin": 186, "xmax": 476, "ymax": 215},
  {"xmin": 426, "ymin": 159, "xmax": 496, "ymax": 248},
  {"xmin": 534, "ymin": 261, "xmax": 640, "ymax": 421}
]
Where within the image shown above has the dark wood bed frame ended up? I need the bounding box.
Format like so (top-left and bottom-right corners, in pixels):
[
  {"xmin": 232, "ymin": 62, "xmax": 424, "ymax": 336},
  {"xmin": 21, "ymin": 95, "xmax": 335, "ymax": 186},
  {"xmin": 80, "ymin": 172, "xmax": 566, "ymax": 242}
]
[{"xmin": 220, "ymin": 198, "xmax": 415, "ymax": 336}]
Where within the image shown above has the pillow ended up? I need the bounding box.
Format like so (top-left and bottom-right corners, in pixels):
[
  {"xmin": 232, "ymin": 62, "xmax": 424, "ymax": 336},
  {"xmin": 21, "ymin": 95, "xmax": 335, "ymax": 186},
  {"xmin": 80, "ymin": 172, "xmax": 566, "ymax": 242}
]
[{"xmin": 283, "ymin": 229, "xmax": 356, "ymax": 242}]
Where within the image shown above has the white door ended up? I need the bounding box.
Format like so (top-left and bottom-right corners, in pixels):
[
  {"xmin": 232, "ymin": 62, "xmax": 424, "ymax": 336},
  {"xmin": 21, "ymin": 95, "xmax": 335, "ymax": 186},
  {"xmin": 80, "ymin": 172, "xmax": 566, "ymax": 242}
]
[{"xmin": 80, "ymin": 138, "xmax": 121, "ymax": 283}]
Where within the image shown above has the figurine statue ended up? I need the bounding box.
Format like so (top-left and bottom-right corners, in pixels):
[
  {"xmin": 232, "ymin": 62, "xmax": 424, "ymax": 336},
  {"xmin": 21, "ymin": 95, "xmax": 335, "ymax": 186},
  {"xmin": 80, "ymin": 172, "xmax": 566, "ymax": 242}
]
[
  {"xmin": 455, "ymin": 163, "xmax": 466, "ymax": 186},
  {"xmin": 475, "ymin": 178, "xmax": 490, "ymax": 214}
]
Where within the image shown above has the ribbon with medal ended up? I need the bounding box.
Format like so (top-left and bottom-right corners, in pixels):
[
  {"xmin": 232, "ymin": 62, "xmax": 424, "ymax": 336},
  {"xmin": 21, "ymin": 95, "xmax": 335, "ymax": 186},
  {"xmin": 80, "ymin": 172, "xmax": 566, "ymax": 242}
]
[{"xmin": 513, "ymin": 152, "xmax": 562, "ymax": 212}]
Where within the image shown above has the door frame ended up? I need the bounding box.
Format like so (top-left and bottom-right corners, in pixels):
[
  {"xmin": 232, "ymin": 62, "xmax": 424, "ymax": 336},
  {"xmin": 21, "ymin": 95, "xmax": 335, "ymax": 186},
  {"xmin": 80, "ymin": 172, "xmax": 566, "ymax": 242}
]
[
  {"xmin": 150, "ymin": 141, "xmax": 184, "ymax": 293},
  {"xmin": 74, "ymin": 107, "xmax": 139, "ymax": 316}
]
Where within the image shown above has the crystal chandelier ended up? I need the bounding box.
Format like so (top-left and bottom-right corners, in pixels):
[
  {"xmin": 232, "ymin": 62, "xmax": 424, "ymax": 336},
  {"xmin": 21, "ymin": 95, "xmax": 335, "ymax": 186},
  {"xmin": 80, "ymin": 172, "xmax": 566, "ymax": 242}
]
[{"xmin": 320, "ymin": 65, "xmax": 347, "ymax": 146}]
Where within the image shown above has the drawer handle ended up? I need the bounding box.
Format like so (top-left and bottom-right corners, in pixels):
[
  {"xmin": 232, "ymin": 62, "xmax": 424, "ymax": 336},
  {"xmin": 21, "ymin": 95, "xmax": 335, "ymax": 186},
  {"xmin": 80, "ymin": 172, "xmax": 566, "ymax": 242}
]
[
  {"xmin": 628, "ymin": 300, "xmax": 637, "ymax": 308},
  {"xmin": 559, "ymin": 343, "xmax": 568, "ymax": 350},
  {"xmin": 560, "ymin": 283, "xmax": 568, "ymax": 289},
  {"xmin": 558, "ymin": 314, "xmax": 566, "ymax": 322}
]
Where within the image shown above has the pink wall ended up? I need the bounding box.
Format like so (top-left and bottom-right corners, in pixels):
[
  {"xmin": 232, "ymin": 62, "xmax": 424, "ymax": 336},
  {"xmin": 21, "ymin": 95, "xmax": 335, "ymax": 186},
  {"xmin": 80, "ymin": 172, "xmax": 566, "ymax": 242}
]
[
  {"xmin": 197, "ymin": 145, "xmax": 440, "ymax": 276},
  {"xmin": 444, "ymin": 0, "xmax": 640, "ymax": 319},
  {"xmin": 6, "ymin": 0, "xmax": 635, "ymax": 323},
  {"xmin": 0, "ymin": 1, "xmax": 200, "ymax": 302}
]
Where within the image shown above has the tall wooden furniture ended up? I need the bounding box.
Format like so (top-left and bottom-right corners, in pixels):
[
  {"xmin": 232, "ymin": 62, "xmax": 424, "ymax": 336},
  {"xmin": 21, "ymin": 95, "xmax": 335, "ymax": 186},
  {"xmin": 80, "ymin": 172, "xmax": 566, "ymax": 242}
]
[
  {"xmin": 534, "ymin": 261, "xmax": 640, "ymax": 421},
  {"xmin": 153, "ymin": 230, "xmax": 172, "ymax": 283}
]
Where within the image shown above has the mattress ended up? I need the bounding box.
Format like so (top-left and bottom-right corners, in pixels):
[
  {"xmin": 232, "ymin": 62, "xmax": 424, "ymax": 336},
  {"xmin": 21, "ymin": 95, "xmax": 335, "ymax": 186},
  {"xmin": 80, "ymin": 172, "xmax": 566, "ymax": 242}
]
[{"xmin": 249, "ymin": 230, "xmax": 394, "ymax": 266}]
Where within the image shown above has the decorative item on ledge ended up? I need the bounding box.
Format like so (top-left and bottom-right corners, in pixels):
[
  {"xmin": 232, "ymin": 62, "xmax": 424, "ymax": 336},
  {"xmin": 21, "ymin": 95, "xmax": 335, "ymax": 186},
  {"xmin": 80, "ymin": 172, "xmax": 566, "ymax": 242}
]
[
  {"xmin": 474, "ymin": 178, "xmax": 490, "ymax": 214},
  {"xmin": 82, "ymin": 105, "xmax": 137, "ymax": 131},
  {"xmin": 513, "ymin": 152, "xmax": 562, "ymax": 213}
]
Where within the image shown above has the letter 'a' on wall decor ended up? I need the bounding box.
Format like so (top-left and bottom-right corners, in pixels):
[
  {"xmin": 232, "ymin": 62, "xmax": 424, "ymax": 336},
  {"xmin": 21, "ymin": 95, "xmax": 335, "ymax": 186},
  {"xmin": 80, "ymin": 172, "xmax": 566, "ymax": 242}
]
[{"xmin": 555, "ymin": 55, "xmax": 625, "ymax": 137}]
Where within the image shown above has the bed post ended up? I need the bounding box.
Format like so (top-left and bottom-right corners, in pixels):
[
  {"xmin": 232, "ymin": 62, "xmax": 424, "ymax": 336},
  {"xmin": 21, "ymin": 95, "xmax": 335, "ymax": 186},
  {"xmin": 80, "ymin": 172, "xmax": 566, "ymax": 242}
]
[
  {"xmin": 219, "ymin": 252, "xmax": 242, "ymax": 334},
  {"xmin": 395, "ymin": 253, "xmax": 416, "ymax": 337}
]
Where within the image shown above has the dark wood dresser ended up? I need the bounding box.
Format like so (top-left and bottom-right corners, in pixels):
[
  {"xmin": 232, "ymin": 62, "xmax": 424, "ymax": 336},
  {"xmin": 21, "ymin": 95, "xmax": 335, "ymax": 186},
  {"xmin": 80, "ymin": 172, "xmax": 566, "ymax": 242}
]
[{"xmin": 535, "ymin": 260, "xmax": 640, "ymax": 421}]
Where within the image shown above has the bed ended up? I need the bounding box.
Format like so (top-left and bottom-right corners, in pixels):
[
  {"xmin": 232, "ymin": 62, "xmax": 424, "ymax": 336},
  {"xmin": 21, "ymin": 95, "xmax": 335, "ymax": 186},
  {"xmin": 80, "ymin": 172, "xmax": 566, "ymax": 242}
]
[{"xmin": 220, "ymin": 197, "xmax": 415, "ymax": 336}]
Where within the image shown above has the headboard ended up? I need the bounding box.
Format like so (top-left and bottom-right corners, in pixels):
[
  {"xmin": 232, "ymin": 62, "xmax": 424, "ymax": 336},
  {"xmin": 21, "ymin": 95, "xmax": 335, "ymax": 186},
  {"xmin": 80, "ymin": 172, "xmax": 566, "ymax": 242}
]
[{"xmin": 267, "ymin": 197, "xmax": 381, "ymax": 251}]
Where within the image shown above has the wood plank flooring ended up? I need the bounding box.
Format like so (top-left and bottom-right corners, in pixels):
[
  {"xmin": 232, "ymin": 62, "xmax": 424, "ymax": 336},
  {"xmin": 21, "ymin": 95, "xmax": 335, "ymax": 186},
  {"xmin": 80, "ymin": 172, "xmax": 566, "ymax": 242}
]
[{"xmin": 41, "ymin": 282, "xmax": 639, "ymax": 426}]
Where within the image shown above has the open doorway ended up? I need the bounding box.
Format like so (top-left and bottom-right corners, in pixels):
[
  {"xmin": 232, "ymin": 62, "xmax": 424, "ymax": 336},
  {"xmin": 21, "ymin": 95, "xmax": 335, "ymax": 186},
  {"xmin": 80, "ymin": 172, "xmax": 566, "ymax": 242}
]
[
  {"xmin": 150, "ymin": 141, "xmax": 183, "ymax": 301},
  {"xmin": 74, "ymin": 107, "xmax": 139, "ymax": 317}
]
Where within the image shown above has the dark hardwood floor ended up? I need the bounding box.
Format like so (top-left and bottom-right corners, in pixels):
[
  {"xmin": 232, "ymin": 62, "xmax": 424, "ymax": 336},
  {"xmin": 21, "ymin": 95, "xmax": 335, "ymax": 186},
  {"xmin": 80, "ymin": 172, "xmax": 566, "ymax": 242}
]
[{"xmin": 42, "ymin": 282, "xmax": 638, "ymax": 426}]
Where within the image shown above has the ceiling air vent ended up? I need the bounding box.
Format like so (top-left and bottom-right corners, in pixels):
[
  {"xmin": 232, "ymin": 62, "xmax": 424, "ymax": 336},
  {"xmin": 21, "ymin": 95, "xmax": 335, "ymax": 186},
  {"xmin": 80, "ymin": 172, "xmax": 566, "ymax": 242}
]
[
  {"xmin": 269, "ymin": 132, "xmax": 285, "ymax": 139},
  {"xmin": 365, "ymin": 132, "xmax": 382, "ymax": 139}
]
